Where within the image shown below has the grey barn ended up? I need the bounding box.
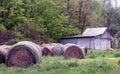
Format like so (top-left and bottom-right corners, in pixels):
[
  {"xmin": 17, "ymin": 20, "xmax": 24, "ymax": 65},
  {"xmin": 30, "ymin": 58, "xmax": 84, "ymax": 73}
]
[{"xmin": 61, "ymin": 27, "xmax": 113, "ymax": 50}]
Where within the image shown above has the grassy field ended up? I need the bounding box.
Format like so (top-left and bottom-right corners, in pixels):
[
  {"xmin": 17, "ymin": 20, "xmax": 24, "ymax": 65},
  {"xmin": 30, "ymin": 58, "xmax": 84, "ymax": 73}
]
[{"xmin": 1, "ymin": 49, "xmax": 120, "ymax": 74}]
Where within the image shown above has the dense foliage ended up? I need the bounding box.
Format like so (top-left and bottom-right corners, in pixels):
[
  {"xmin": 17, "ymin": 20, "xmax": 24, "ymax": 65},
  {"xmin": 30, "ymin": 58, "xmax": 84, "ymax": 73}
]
[{"xmin": 0, "ymin": 0, "xmax": 120, "ymax": 44}]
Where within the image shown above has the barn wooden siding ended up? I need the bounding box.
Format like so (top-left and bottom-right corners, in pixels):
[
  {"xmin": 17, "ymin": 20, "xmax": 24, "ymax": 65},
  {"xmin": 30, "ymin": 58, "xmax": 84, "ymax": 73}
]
[
  {"xmin": 77, "ymin": 38, "xmax": 93, "ymax": 49},
  {"xmin": 61, "ymin": 27, "xmax": 113, "ymax": 50},
  {"xmin": 61, "ymin": 37, "xmax": 111, "ymax": 50},
  {"xmin": 61, "ymin": 38, "xmax": 78, "ymax": 45}
]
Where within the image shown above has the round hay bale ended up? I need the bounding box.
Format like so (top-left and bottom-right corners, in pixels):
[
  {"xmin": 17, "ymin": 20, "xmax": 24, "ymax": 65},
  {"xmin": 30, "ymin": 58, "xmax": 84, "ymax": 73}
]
[
  {"xmin": 41, "ymin": 47, "xmax": 52, "ymax": 56},
  {"xmin": 51, "ymin": 43, "xmax": 64, "ymax": 56},
  {"xmin": 81, "ymin": 47, "xmax": 88, "ymax": 54},
  {"xmin": 41, "ymin": 43, "xmax": 64, "ymax": 56},
  {"xmin": 0, "ymin": 45, "xmax": 12, "ymax": 64},
  {"xmin": 83, "ymin": 47, "xmax": 88, "ymax": 54},
  {"xmin": 63, "ymin": 43, "xmax": 84, "ymax": 59},
  {"xmin": 41, "ymin": 44, "xmax": 53, "ymax": 56},
  {"xmin": 6, "ymin": 41, "xmax": 42, "ymax": 68},
  {"xmin": 0, "ymin": 46, "xmax": 7, "ymax": 64},
  {"xmin": 2, "ymin": 45, "xmax": 12, "ymax": 51}
]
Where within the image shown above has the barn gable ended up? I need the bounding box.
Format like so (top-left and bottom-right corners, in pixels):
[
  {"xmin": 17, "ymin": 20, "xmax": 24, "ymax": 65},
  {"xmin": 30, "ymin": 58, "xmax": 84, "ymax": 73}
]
[{"xmin": 97, "ymin": 30, "xmax": 112, "ymax": 39}]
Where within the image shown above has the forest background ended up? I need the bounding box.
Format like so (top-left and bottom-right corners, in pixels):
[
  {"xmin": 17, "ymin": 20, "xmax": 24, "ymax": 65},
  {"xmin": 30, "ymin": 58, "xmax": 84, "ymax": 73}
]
[{"xmin": 0, "ymin": 0, "xmax": 120, "ymax": 45}]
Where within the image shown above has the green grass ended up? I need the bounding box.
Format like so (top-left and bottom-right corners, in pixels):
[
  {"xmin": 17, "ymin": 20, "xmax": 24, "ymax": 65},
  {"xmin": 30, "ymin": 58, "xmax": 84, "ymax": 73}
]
[
  {"xmin": 1, "ymin": 49, "xmax": 120, "ymax": 74},
  {"xmin": 85, "ymin": 49, "xmax": 120, "ymax": 58}
]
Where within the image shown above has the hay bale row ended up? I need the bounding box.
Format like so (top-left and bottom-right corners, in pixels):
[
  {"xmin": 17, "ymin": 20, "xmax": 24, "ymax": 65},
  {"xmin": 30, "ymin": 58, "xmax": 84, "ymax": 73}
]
[
  {"xmin": 5, "ymin": 41, "xmax": 86, "ymax": 68},
  {"xmin": 6, "ymin": 41, "xmax": 42, "ymax": 68},
  {"xmin": 41, "ymin": 43, "xmax": 85, "ymax": 59}
]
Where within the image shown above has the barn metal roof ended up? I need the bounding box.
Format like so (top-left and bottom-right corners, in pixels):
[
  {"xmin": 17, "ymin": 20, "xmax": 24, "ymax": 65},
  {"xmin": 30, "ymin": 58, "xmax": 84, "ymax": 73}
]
[
  {"xmin": 81, "ymin": 27, "xmax": 107, "ymax": 37},
  {"xmin": 61, "ymin": 27, "xmax": 108, "ymax": 39}
]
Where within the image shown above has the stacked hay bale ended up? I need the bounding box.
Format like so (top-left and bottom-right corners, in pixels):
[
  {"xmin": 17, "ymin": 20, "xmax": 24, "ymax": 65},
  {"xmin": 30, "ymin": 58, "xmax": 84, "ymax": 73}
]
[
  {"xmin": 0, "ymin": 45, "xmax": 12, "ymax": 64},
  {"xmin": 63, "ymin": 43, "xmax": 85, "ymax": 59},
  {"xmin": 6, "ymin": 41, "xmax": 42, "ymax": 68}
]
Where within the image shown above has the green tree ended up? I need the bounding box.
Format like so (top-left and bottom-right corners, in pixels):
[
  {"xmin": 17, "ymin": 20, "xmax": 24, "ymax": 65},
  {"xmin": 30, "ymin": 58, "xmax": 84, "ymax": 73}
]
[{"xmin": 30, "ymin": 0, "xmax": 80, "ymax": 42}]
